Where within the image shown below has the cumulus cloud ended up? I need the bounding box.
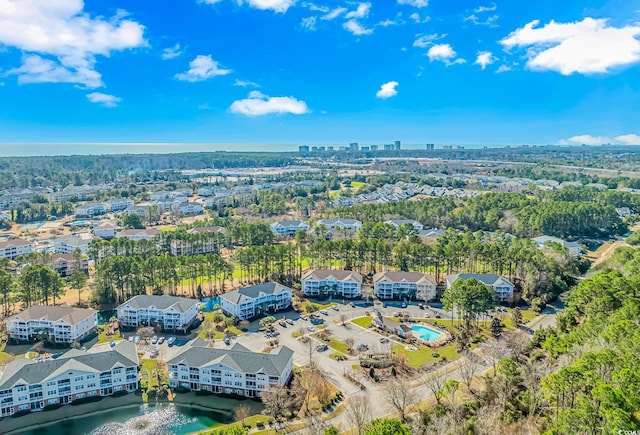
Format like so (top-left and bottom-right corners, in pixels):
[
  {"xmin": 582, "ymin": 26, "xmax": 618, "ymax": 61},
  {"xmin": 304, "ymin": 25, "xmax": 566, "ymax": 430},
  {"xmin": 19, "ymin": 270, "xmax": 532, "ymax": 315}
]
[
  {"xmin": 427, "ymin": 44, "xmax": 465, "ymax": 65},
  {"xmin": 616, "ymin": 134, "xmax": 640, "ymax": 144},
  {"xmin": 0, "ymin": 0, "xmax": 146, "ymax": 88},
  {"xmin": 474, "ymin": 51, "xmax": 495, "ymax": 69},
  {"xmin": 343, "ymin": 20, "xmax": 373, "ymax": 35},
  {"xmin": 475, "ymin": 4, "xmax": 497, "ymax": 13},
  {"xmin": 321, "ymin": 7, "xmax": 347, "ymax": 20},
  {"xmin": 500, "ymin": 18, "xmax": 640, "ymax": 75},
  {"xmin": 560, "ymin": 134, "xmax": 612, "ymax": 145},
  {"xmin": 237, "ymin": 0, "xmax": 296, "ymax": 13},
  {"xmin": 175, "ymin": 55, "xmax": 232, "ymax": 82},
  {"xmin": 234, "ymin": 79, "xmax": 260, "ymax": 87},
  {"xmin": 376, "ymin": 81, "xmax": 399, "ymax": 99},
  {"xmin": 86, "ymin": 92, "xmax": 121, "ymax": 107},
  {"xmin": 409, "ymin": 13, "xmax": 430, "ymax": 23},
  {"xmin": 230, "ymin": 90, "xmax": 310, "ymax": 116},
  {"xmin": 301, "ymin": 16, "xmax": 317, "ymax": 30},
  {"xmin": 397, "ymin": 0, "xmax": 428, "ymax": 7},
  {"xmin": 464, "ymin": 13, "xmax": 499, "ymax": 27},
  {"xmin": 496, "ymin": 64, "xmax": 512, "ymax": 73},
  {"xmin": 345, "ymin": 2, "xmax": 371, "ymax": 19},
  {"xmin": 413, "ymin": 33, "xmax": 445, "ymax": 48},
  {"xmin": 162, "ymin": 43, "xmax": 185, "ymax": 60}
]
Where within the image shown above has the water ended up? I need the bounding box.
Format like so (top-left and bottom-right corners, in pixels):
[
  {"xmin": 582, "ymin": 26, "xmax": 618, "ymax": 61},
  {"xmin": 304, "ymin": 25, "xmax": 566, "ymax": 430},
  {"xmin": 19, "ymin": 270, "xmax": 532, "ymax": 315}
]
[
  {"xmin": 411, "ymin": 325, "xmax": 442, "ymax": 342},
  {"xmin": 16, "ymin": 404, "xmax": 224, "ymax": 435}
]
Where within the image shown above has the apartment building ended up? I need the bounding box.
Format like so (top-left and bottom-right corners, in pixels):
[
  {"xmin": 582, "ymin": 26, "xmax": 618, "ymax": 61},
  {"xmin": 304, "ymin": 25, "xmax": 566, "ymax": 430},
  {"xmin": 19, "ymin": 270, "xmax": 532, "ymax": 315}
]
[
  {"xmin": 0, "ymin": 341, "xmax": 138, "ymax": 418},
  {"xmin": 445, "ymin": 273, "xmax": 515, "ymax": 302},
  {"xmin": 219, "ymin": 282, "xmax": 292, "ymax": 321},
  {"xmin": 116, "ymin": 228, "xmax": 161, "ymax": 241},
  {"xmin": 373, "ymin": 271, "xmax": 437, "ymax": 301},
  {"xmin": 53, "ymin": 234, "xmax": 93, "ymax": 254},
  {"xmin": 116, "ymin": 295, "xmax": 200, "ymax": 330},
  {"xmin": 384, "ymin": 219, "xmax": 424, "ymax": 232},
  {"xmin": 175, "ymin": 202, "xmax": 204, "ymax": 216},
  {"xmin": 532, "ymin": 235, "xmax": 582, "ymax": 256},
  {"xmin": 301, "ymin": 269, "xmax": 363, "ymax": 298},
  {"xmin": 0, "ymin": 239, "xmax": 34, "ymax": 260},
  {"xmin": 269, "ymin": 220, "xmax": 310, "ymax": 236},
  {"xmin": 73, "ymin": 203, "xmax": 107, "ymax": 218},
  {"xmin": 104, "ymin": 198, "xmax": 134, "ymax": 212},
  {"xmin": 50, "ymin": 253, "xmax": 89, "ymax": 277},
  {"xmin": 168, "ymin": 340, "xmax": 293, "ymax": 398},
  {"xmin": 93, "ymin": 221, "xmax": 119, "ymax": 239},
  {"xmin": 315, "ymin": 218, "xmax": 362, "ymax": 232},
  {"xmin": 6, "ymin": 305, "xmax": 98, "ymax": 344}
]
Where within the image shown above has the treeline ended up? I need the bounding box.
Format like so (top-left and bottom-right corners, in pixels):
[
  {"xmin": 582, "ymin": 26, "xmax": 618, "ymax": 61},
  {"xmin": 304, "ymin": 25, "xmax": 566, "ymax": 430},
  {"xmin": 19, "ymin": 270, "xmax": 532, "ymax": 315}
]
[
  {"xmin": 531, "ymin": 246, "xmax": 640, "ymax": 432},
  {"xmin": 330, "ymin": 191, "xmax": 627, "ymax": 239},
  {"xmin": 91, "ymin": 253, "xmax": 233, "ymax": 307}
]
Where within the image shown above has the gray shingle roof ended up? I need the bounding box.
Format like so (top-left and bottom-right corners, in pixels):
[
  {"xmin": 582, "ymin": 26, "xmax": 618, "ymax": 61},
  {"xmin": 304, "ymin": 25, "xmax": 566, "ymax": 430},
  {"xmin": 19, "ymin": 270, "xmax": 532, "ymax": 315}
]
[
  {"xmin": 373, "ymin": 271, "xmax": 436, "ymax": 285},
  {"xmin": 302, "ymin": 269, "xmax": 362, "ymax": 282},
  {"xmin": 316, "ymin": 219, "xmax": 361, "ymax": 226},
  {"xmin": 117, "ymin": 295, "xmax": 199, "ymax": 313},
  {"xmin": 446, "ymin": 273, "xmax": 513, "ymax": 287},
  {"xmin": 220, "ymin": 282, "xmax": 292, "ymax": 305},
  {"xmin": 272, "ymin": 220, "xmax": 305, "ymax": 227},
  {"xmin": 9, "ymin": 305, "xmax": 97, "ymax": 325},
  {"xmin": 168, "ymin": 341, "xmax": 293, "ymax": 377},
  {"xmin": 0, "ymin": 341, "xmax": 138, "ymax": 390}
]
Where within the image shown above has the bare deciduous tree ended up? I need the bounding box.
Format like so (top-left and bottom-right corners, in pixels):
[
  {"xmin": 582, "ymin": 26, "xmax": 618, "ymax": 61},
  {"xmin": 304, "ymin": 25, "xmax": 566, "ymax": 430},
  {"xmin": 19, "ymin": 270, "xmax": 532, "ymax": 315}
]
[
  {"xmin": 345, "ymin": 337, "xmax": 355, "ymax": 352},
  {"xmin": 458, "ymin": 352, "xmax": 482, "ymax": 395},
  {"xmin": 345, "ymin": 393, "xmax": 371, "ymax": 435},
  {"xmin": 505, "ymin": 332, "xmax": 532, "ymax": 363},
  {"xmin": 384, "ymin": 377, "xmax": 417, "ymax": 422},
  {"xmin": 234, "ymin": 404, "xmax": 251, "ymax": 426},
  {"xmin": 339, "ymin": 313, "xmax": 348, "ymax": 326},
  {"xmin": 484, "ymin": 342, "xmax": 508, "ymax": 376},
  {"xmin": 424, "ymin": 372, "xmax": 444, "ymax": 405},
  {"xmin": 262, "ymin": 385, "xmax": 290, "ymax": 427}
]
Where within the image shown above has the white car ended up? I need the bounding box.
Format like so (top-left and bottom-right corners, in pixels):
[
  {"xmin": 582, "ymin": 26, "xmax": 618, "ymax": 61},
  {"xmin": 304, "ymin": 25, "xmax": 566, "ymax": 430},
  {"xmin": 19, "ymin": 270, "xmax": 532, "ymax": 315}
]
[{"xmin": 307, "ymin": 326, "xmax": 317, "ymax": 332}]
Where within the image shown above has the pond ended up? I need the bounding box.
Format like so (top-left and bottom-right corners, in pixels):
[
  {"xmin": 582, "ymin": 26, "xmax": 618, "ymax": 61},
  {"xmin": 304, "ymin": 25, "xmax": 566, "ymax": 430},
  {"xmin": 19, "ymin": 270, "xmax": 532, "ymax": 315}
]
[{"xmin": 13, "ymin": 403, "xmax": 225, "ymax": 435}]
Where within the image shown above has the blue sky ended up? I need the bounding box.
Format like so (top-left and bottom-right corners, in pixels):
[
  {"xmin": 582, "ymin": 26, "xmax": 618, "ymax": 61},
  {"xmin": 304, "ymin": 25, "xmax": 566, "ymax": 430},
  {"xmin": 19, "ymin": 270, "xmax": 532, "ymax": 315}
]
[{"xmin": 0, "ymin": 0, "xmax": 639, "ymax": 149}]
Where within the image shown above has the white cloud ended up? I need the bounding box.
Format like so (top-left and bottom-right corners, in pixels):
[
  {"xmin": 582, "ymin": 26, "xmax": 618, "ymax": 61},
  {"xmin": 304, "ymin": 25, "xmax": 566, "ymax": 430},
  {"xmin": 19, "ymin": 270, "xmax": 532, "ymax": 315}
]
[
  {"xmin": 397, "ymin": 0, "xmax": 428, "ymax": 7},
  {"xmin": 616, "ymin": 134, "xmax": 640, "ymax": 144},
  {"xmin": 230, "ymin": 91, "xmax": 310, "ymax": 116},
  {"xmin": 495, "ymin": 64, "xmax": 512, "ymax": 73},
  {"xmin": 426, "ymin": 43, "xmax": 465, "ymax": 65},
  {"xmin": 345, "ymin": 2, "xmax": 371, "ymax": 19},
  {"xmin": 236, "ymin": 0, "xmax": 296, "ymax": 13},
  {"xmin": 474, "ymin": 51, "xmax": 495, "ymax": 69},
  {"xmin": 301, "ymin": 16, "xmax": 317, "ymax": 30},
  {"xmin": 475, "ymin": 4, "xmax": 496, "ymax": 13},
  {"xmin": 343, "ymin": 20, "xmax": 373, "ymax": 35},
  {"xmin": 162, "ymin": 43, "xmax": 185, "ymax": 60},
  {"xmin": 500, "ymin": 18, "xmax": 640, "ymax": 75},
  {"xmin": 464, "ymin": 13, "xmax": 499, "ymax": 27},
  {"xmin": 409, "ymin": 13, "xmax": 430, "ymax": 23},
  {"xmin": 0, "ymin": 0, "xmax": 146, "ymax": 88},
  {"xmin": 413, "ymin": 33, "xmax": 445, "ymax": 48},
  {"xmin": 86, "ymin": 92, "xmax": 121, "ymax": 107},
  {"xmin": 561, "ymin": 134, "xmax": 612, "ymax": 145},
  {"xmin": 321, "ymin": 7, "xmax": 347, "ymax": 20},
  {"xmin": 175, "ymin": 55, "xmax": 232, "ymax": 82},
  {"xmin": 234, "ymin": 79, "xmax": 260, "ymax": 87},
  {"xmin": 376, "ymin": 81, "xmax": 399, "ymax": 99}
]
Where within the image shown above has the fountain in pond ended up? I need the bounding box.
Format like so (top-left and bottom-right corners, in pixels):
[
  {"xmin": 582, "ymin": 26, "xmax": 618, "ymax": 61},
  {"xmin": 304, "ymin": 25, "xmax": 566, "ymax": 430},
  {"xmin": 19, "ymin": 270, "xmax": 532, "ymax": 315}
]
[{"xmin": 91, "ymin": 406, "xmax": 202, "ymax": 435}]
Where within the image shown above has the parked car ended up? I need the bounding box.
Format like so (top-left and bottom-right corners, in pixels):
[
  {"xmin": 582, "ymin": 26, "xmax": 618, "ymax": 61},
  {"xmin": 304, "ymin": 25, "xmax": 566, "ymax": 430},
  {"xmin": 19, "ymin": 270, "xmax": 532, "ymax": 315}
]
[
  {"xmin": 110, "ymin": 341, "xmax": 116, "ymax": 347},
  {"xmin": 128, "ymin": 336, "xmax": 134, "ymax": 342},
  {"xmin": 364, "ymin": 311, "xmax": 370, "ymax": 316},
  {"xmin": 300, "ymin": 315, "xmax": 308, "ymax": 321},
  {"xmin": 401, "ymin": 302, "xmax": 407, "ymax": 308},
  {"xmin": 307, "ymin": 326, "xmax": 317, "ymax": 332},
  {"xmin": 320, "ymin": 310, "xmax": 329, "ymax": 316},
  {"xmin": 286, "ymin": 318, "xmax": 294, "ymax": 325},
  {"xmin": 134, "ymin": 336, "xmax": 141, "ymax": 344},
  {"xmin": 158, "ymin": 337, "xmax": 165, "ymax": 345},
  {"xmin": 349, "ymin": 302, "xmax": 356, "ymax": 308},
  {"xmin": 316, "ymin": 344, "xmax": 328, "ymax": 351},
  {"xmin": 167, "ymin": 336, "xmax": 176, "ymax": 346},
  {"xmin": 332, "ymin": 305, "xmax": 339, "ymax": 311},
  {"xmin": 380, "ymin": 337, "xmax": 389, "ymax": 343},
  {"xmin": 224, "ymin": 337, "xmax": 231, "ymax": 345},
  {"xmin": 151, "ymin": 336, "xmax": 158, "ymax": 344},
  {"xmin": 279, "ymin": 321, "xmax": 287, "ymax": 327}
]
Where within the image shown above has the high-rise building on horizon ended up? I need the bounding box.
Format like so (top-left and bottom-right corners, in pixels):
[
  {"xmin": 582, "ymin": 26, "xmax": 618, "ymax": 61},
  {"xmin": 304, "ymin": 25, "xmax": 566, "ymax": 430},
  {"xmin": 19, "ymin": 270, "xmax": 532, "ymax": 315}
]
[
  {"xmin": 383, "ymin": 144, "xmax": 393, "ymax": 150},
  {"xmin": 394, "ymin": 140, "xmax": 401, "ymax": 150},
  {"xmin": 426, "ymin": 144, "xmax": 435, "ymax": 150},
  {"xmin": 349, "ymin": 142, "xmax": 359, "ymax": 152},
  {"xmin": 370, "ymin": 144, "xmax": 378, "ymax": 151},
  {"xmin": 299, "ymin": 145, "xmax": 309, "ymax": 152}
]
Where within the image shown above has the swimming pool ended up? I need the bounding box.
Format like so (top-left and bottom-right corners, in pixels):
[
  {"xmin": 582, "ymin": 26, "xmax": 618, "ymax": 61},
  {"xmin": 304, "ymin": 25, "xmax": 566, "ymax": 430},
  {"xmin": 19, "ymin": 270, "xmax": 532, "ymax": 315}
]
[{"xmin": 411, "ymin": 325, "xmax": 442, "ymax": 342}]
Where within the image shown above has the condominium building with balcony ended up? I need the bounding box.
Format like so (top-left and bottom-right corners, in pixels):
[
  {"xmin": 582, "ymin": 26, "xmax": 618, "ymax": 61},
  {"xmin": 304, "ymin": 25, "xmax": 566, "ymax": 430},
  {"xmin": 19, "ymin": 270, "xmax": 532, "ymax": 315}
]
[
  {"xmin": 0, "ymin": 239, "xmax": 34, "ymax": 260},
  {"xmin": 269, "ymin": 220, "xmax": 309, "ymax": 236},
  {"xmin": 168, "ymin": 340, "xmax": 293, "ymax": 398},
  {"xmin": 6, "ymin": 305, "xmax": 98, "ymax": 344},
  {"xmin": 116, "ymin": 295, "xmax": 200, "ymax": 330},
  {"xmin": 301, "ymin": 269, "xmax": 363, "ymax": 298},
  {"xmin": 0, "ymin": 341, "xmax": 139, "ymax": 418},
  {"xmin": 373, "ymin": 271, "xmax": 437, "ymax": 301},
  {"xmin": 445, "ymin": 273, "xmax": 515, "ymax": 302},
  {"xmin": 219, "ymin": 282, "xmax": 292, "ymax": 320}
]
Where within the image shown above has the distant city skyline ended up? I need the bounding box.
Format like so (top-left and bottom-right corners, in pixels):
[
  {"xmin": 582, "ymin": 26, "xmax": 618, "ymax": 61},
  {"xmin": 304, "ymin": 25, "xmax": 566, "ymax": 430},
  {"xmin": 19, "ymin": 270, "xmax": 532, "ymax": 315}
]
[{"xmin": 0, "ymin": 1, "xmax": 639, "ymax": 146}]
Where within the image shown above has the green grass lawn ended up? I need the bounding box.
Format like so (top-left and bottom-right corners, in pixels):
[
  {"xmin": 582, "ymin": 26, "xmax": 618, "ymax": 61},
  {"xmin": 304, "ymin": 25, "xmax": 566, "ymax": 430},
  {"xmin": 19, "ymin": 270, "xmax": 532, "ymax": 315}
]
[
  {"xmin": 141, "ymin": 359, "xmax": 159, "ymax": 389},
  {"xmin": 325, "ymin": 337, "xmax": 349, "ymax": 354},
  {"xmin": 507, "ymin": 308, "xmax": 536, "ymax": 323},
  {"xmin": 351, "ymin": 316, "xmax": 373, "ymax": 328},
  {"xmin": 393, "ymin": 343, "xmax": 460, "ymax": 368}
]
